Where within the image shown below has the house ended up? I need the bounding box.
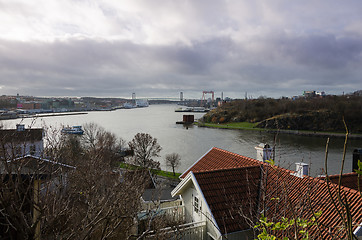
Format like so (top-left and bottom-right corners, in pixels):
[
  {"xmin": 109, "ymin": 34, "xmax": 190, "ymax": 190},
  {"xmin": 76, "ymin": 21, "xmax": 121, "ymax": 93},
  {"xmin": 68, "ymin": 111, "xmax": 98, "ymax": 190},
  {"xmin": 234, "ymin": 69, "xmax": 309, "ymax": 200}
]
[
  {"xmin": 0, "ymin": 125, "xmax": 74, "ymax": 240},
  {"xmin": 0, "ymin": 155, "xmax": 75, "ymax": 240},
  {"xmin": 0, "ymin": 124, "xmax": 44, "ymax": 159},
  {"xmin": 318, "ymin": 172, "xmax": 362, "ymax": 191},
  {"xmin": 171, "ymin": 147, "xmax": 362, "ymax": 239}
]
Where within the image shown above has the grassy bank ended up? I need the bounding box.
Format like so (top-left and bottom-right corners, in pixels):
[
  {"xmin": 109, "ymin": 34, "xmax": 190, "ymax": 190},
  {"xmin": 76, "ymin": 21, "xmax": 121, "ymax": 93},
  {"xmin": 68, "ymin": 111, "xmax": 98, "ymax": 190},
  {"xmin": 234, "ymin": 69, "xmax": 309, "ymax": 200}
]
[
  {"xmin": 198, "ymin": 121, "xmax": 362, "ymax": 139},
  {"xmin": 119, "ymin": 162, "xmax": 181, "ymax": 180},
  {"xmin": 199, "ymin": 121, "xmax": 260, "ymax": 130}
]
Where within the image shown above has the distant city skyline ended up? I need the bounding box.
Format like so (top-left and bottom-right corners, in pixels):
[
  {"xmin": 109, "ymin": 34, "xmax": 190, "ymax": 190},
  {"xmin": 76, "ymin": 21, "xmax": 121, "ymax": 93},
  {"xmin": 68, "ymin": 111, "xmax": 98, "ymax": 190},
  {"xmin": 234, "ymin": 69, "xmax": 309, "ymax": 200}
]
[
  {"xmin": 7, "ymin": 89, "xmax": 350, "ymax": 101},
  {"xmin": 1, "ymin": 1, "xmax": 362, "ymax": 99}
]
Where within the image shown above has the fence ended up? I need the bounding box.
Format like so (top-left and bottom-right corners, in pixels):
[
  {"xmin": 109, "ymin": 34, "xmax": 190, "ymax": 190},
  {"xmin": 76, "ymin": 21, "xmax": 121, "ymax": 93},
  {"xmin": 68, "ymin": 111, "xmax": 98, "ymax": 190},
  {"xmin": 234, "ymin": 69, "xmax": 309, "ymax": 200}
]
[{"xmin": 145, "ymin": 221, "xmax": 207, "ymax": 240}]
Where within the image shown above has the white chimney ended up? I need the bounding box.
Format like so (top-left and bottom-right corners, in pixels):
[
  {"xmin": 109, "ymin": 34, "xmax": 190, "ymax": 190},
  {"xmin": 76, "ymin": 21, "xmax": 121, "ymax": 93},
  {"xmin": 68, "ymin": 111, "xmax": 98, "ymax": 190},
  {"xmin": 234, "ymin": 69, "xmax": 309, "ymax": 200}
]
[
  {"xmin": 294, "ymin": 162, "xmax": 309, "ymax": 178},
  {"xmin": 255, "ymin": 143, "xmax": 273, "ymax": 162}
]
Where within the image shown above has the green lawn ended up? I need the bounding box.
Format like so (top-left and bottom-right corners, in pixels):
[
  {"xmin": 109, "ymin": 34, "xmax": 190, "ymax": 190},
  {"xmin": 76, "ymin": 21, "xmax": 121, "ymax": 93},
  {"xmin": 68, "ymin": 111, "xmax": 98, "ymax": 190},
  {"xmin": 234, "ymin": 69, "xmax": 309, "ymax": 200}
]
[
  {"xmin": 119, "ymin": 162, "xmax": 181, "ymax": 180},
  {"xmin": 198, "ymin": 122, "xmax": 358, "ymax": 138},
  {"xmin": 200, "ymin": 122, "xmax": 260, "ymax": 130}
]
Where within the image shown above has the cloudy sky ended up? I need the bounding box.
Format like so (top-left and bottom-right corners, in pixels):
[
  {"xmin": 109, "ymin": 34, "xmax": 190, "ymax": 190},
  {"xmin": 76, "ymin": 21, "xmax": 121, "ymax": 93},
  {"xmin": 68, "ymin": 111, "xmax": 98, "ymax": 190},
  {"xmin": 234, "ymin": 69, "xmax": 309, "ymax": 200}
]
[{"xmin": 1, "ymin": 0, "xmax": 362, "ymax": 99}]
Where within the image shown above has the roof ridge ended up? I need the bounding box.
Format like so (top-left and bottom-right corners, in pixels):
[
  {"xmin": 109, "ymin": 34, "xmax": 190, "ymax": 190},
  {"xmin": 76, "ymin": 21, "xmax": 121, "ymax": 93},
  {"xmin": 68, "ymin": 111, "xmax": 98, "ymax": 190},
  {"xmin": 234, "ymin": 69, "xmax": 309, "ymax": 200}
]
[
  {"xmin": 179, "ymin": 146, "xmax": 215, "ymax": 178},
  {"xmin": 214, "ymin": 147, "xmax": 259, "ymax": 161},
  {"xmin": 326, "ymin": 172, "xmax": 359, "ymax": 178},
  {"xmin": 311, "ymin": 174, "xmax": 362, "ymax": 195},
  {"xmin": 263, "ymin": 162, "xmax": 362, "ymax": 195},
  {"xmin": 193, "ymin": 165, "xmax": 261, "ymax": 175}
]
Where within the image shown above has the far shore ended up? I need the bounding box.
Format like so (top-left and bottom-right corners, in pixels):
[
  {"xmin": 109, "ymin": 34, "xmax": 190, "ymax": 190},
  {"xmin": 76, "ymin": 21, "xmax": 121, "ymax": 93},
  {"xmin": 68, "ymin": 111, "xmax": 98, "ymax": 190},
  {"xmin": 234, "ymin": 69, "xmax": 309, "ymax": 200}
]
[
  {"xmin": 198, "ymin": 122, "xmax": 362, "ymax": 139},
  {"xmin": 21, "ymin": 112, "xmax": 88, "ymax": 119}
]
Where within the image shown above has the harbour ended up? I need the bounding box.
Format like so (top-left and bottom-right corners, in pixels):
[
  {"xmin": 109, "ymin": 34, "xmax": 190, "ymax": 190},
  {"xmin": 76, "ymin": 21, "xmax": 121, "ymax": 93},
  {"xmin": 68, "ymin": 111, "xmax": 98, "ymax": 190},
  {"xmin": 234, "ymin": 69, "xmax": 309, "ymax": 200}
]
[{"xmin": 2, "ymin": 104, "xmax": 361, "ymax": 176}]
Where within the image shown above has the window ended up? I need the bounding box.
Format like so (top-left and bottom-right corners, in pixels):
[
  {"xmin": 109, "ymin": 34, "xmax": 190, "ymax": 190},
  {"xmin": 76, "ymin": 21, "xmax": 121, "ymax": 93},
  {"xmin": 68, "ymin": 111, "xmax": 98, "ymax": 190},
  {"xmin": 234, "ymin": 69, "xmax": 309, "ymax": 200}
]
[
  {"xmin": 194, "ymin": 196, "xmax": 199, "ymax": 213},
  {"xmin": 15, "ymin": 146, "xmax": 22, "ymax": 157},
  {"xmin": 30, "ymin": 145, "xmax": 36, "ymax": 155}
]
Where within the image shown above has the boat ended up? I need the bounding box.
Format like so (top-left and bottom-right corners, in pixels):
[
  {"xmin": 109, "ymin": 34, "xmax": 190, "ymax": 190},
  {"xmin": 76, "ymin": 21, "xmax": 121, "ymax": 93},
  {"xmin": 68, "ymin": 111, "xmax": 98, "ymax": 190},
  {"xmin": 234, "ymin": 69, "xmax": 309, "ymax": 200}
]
[
  {"xmin": 191, "ymin": 107, "xmax": 208, "ymax": 112},
  {"xmin": 61, "ymin": 126, "xmax": 84, "ymax": 135},
  {"xmin": 175, "ymin": 107, "xmax": 193, "ymax": 112},
  {"xmin": 123, "ymin": 102, "xmax": 136, "ymax": 109},
  {"xmin": 175, "ymin": 107, "xmax": 209, "ymax": 112},
  {"xmin": 136, "ymin": 99, "xmax": 149, "ymax": 108}
]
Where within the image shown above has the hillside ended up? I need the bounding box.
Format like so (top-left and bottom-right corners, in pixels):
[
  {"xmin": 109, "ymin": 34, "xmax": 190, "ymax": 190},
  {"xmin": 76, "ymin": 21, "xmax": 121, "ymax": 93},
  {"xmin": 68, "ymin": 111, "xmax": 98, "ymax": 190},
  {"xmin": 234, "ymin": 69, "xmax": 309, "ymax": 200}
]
[{"xmin": 202, "ymin": 94, "xmax": 362, "ymax": 133}]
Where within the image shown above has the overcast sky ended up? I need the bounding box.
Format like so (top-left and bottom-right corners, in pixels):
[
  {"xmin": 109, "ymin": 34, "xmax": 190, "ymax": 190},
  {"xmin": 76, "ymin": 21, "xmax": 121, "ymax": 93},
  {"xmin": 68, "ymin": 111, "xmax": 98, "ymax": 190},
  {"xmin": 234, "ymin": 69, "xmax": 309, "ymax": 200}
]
[{"xmin": 1, "ymin": 0, "xmax": 362, "ymax": 99}]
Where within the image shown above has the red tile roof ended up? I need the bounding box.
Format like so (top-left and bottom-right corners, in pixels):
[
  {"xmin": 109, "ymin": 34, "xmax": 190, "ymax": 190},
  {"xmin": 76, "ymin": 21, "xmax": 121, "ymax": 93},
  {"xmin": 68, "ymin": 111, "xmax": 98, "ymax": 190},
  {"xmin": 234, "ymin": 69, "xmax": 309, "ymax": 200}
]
[
  {"xmin": 180, "ymin": 147, "xmax": 260, "ymax": 178},
  {"xmin": 318, "ymin": 172, "xmax": 362, "ymax": 191},
  {"xmin": 182, "ymin": 148, "xmax": 362, "ymax": 239},
  {"xmin": 194, "ymin": 166, "xmax": 261, "ymax": 235},
  {"xmin": 263, "ymin": 165, "xmax": 362, "ymax": 239}
]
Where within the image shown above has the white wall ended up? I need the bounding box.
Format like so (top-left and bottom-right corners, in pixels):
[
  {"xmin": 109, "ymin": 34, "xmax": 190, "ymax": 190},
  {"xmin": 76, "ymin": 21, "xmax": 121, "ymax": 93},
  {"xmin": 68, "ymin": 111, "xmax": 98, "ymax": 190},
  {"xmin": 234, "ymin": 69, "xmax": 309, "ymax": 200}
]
[
  {"xmin": 4, "ymin": 139, "xmax": 43, "ymax": 158},
  {"xmin": 180, "ymin": 180, "xmax": 221, "ymax": 240}
]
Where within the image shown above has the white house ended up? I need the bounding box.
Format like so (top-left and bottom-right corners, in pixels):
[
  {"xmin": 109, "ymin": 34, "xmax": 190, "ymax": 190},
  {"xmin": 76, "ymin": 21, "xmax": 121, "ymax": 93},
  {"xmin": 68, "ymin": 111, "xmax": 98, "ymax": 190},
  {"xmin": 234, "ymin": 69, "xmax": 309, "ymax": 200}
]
[
  {"xmin": 171, "ymin": 147, "xmax": 260, "ymax": 239},
  {"xmin": 171, "ymin": 147, "xmax": 362, "ymax": 240}
]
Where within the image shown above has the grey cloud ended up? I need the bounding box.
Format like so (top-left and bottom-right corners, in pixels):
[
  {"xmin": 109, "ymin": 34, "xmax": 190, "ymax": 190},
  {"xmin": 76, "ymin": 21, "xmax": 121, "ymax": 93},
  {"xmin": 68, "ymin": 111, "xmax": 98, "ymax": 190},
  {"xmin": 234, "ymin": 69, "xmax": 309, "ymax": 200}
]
[
  {"xmin": 279, "ymin": 34, "xmax": 362, "ymax": 69},
  {"xmin": 1, "ymin": 30, "xmax": 362, "ymax": 98}
]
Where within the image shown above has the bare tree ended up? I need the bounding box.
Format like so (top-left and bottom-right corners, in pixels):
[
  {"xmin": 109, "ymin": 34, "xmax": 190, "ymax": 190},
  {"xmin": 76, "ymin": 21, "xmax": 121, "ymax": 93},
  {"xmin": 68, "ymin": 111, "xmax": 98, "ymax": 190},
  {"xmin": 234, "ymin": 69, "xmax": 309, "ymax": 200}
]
[
  {"xmin": 81, "ymin": 122, "xmax": 126, "ymax": 167},
  {"xmin": 165, "ymin": 153, "xmax": 181, "ymax": 176},
  {"xmin": 128, "ymin": 133, "xmax": 162, "ymax": 169},
  {"xmin": 0, "ymin": 123, "xmax": 152, "ymax": 239}
]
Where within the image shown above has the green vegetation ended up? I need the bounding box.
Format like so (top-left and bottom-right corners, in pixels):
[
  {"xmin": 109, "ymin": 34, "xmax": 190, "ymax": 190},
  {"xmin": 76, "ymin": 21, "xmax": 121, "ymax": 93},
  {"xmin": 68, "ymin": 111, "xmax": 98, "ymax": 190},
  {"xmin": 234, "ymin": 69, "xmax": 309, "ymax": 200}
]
[
  {"xmin": 202, "ymin": 93, "xmax": 362, "ymax": 133},
  {"xmin": 120, "ymin": 162, "xmax": 181, "ymax": 180},
  {"xmin": 254, "ymin": 211, "xmax": 322, "ymax": 240},
  {"xmin": 200, "ymin": 122, "xmax": 259, "ymax": 130}
]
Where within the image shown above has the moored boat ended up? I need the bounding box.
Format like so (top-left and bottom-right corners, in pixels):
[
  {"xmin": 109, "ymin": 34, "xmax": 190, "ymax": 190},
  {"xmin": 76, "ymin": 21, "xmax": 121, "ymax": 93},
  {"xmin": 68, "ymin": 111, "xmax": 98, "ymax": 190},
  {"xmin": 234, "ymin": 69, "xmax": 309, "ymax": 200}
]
[{"xmin": 61, "ymin": 126, "xmax": 84, "ymax": 135}]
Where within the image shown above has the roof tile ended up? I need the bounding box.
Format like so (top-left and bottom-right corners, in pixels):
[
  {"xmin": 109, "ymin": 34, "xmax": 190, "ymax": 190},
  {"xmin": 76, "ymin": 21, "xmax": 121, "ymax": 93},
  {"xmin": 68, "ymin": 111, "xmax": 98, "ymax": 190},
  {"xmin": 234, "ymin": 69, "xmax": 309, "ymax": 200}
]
[
  {"xmin": 183, "ymin": 148, "xmax": 362, "ymax": 239},
  {"xmin": 181, "ymin": 147, "xmax": 260, "ymax": 178}
]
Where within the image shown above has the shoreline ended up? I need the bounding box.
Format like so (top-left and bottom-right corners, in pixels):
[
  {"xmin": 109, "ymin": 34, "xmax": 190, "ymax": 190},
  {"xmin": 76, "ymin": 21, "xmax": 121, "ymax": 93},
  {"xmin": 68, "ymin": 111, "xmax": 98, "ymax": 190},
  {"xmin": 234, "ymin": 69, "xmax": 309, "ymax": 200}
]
[
  {"xmin": 198, "ymin": 122, "xmax": 362, "ymax": 139},
  {"xmin": 18, "ymin": 112, "xmax": 88, "ymax": 119}
]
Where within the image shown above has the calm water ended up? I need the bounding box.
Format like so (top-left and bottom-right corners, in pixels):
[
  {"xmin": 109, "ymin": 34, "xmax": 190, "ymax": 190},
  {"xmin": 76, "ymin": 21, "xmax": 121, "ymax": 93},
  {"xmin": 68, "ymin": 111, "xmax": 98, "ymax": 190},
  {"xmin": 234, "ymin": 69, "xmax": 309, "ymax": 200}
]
[{"xmin": 2, "ymin": 104, "xmax": 361, "ymax": 176}]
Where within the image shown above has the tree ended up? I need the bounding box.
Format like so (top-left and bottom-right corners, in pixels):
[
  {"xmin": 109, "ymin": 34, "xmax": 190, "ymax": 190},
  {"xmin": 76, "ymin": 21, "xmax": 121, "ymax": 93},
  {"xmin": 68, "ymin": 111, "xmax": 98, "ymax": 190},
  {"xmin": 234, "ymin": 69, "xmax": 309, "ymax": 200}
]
[
  {"xmin": 81, "ymin": 122, "xmax": 126, "ymax": 167},
  {"xmin": 128, "ymin": 133, "xmax": 162, "ymax": 169},
  {"xmin": 0, "ymin": 123, "xmax": 151, "ymax": 239},
  {"xmin": 165, "ymin": 153, "xmax": 181, "ymax": 176}
]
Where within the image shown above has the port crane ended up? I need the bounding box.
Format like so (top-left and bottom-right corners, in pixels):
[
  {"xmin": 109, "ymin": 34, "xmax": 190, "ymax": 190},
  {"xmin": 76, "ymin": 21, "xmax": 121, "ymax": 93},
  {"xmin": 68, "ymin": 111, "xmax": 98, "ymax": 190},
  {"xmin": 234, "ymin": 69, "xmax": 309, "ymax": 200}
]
[{"xmin": 201, "ymin": 91, "xmax": 214, "ymax": 106}]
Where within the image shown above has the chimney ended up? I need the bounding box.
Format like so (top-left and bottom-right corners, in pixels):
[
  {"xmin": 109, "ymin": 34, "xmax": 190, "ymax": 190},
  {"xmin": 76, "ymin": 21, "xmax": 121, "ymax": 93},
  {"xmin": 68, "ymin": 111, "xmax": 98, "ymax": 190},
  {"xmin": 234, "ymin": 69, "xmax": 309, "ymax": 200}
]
[
  {"xmin": 255, "ymin": 143, "xmax": 273, "ymax": 162},
  {"xmin": 294, "ymin": 162, "xmax": 309, "ymax": 178},
  {"xmin": 353, "ymin": 149, "xmax": 362, "ymax": 172},
  {"xmin": 16, "ymin": 124, "xmax": 25, "ymax": 131}
]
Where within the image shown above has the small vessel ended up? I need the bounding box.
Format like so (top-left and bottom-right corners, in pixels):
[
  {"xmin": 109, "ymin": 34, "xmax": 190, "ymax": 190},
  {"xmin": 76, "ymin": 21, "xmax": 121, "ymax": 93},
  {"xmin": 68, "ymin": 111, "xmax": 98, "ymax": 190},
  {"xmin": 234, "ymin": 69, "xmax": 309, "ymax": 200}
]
[
  {"xmin": 175, "ymin": 107, "xmax": 209, "ymax": 112},
  {"xmin": 136, "ymin": 99, "xmax": 149, "ymax": 108},
  {"xmin": 123, "ymin": 102, "xmax": 136, "ymax": 109},
  {"xmin": 61, "ymin": 126, "xmax": 84, "ymax": 135},
  {"xmin": 175, "ymin": 107, "xmax": 193, "ymax": 112},
  {"xmin": 191, "ymin": 107, "xmax": 207, "ymax": 112}
]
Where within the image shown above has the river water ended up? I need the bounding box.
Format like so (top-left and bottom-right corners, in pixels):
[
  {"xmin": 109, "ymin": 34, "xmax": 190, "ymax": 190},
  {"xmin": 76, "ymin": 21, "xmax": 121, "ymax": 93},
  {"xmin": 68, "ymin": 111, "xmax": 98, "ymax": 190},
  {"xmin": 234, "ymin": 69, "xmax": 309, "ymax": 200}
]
[{"xmin": 2, "ymin": 104, "xmax": 361, "ymax": 176}]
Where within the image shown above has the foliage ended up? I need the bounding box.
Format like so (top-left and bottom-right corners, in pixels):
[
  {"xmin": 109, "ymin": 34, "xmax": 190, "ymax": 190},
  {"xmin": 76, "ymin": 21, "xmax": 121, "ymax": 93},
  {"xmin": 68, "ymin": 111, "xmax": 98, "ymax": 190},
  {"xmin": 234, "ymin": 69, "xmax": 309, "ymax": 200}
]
[
  {"xmin": 355, "ymin": 160, "xmax": 362, "ymax": 176},
  {"xmin": 202, "ymin": 95, "xmax": 362, "ymax": 133},
  {"xmin": 254, "ymin": 211, "xmax": 322, "ymax": 240},
  {"xmin": 199, "ymin": 122, "xmax": 258, "ymax": 130}
]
